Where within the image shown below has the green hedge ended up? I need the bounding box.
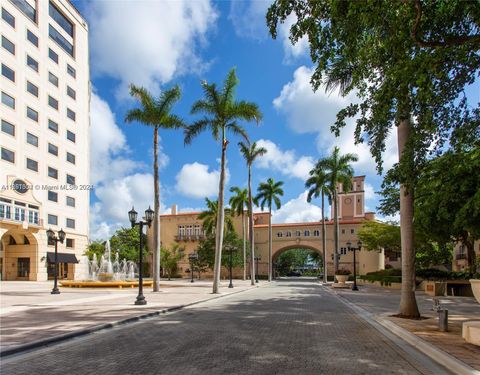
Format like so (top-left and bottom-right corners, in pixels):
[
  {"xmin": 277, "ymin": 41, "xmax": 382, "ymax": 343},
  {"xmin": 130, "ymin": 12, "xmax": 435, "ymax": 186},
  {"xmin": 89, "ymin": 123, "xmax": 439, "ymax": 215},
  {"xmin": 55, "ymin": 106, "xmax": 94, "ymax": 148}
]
[{"xmin": 415, "ymin": 268, "xmax": 470, "ymax": 280}]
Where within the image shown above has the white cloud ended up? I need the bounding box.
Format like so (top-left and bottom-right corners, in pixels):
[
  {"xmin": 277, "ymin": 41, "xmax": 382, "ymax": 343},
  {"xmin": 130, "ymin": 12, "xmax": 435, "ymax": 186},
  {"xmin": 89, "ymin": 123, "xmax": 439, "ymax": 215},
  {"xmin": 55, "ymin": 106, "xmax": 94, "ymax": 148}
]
[
  {"xmin": 175, "ymin": 162, "xmax": 229, "ymax": 199},
  {"xmin": 273, "ymin": 66, "xmax": 398, "ymax": 176},
  {"xmin": 272, "ymin": 191, "xmax": 324, "ymax": 223},
  {"xmin": 87, "ymin": 0, "xmax": 218, "ymax": 98},
  {"xmin": 278, "ymin": 15, "xmax": 309, "ymax": 63},
  {"xmin": 229, "ymin": 0, "xmax": 270, "ymax": 40},
  {"xmin": 256, "ymin": 139, "xmax": 315, "ymax": 180},
  {"xmin": 364, "ymin": 182, "xmax": 376, "ymax": 201}
]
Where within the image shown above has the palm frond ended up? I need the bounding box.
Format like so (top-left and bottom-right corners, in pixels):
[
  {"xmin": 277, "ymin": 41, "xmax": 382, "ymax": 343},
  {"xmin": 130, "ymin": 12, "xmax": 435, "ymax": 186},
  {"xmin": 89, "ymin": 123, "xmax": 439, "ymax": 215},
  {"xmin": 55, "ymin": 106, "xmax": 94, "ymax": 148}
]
[
  {"xmin": 157, "ymin": 85, "xmax": 181, "ymax": 116},
  {"xmin": 184, "ymin": 118, "xmax": 211, "ymax": 145},
  {"xmin": 222, "ymin": 68, "xmax": 238, "ymax": 107},
  {"xmin": 226, "ymin": 122, "xmax": 249, "ymax": 143},
  {"xmin": 129, "ymin": 85, "xmax": 155, "ymax": 109},
  {"xmin": 230, "ymin": 101, "xmax": 263, "ymax": 124}
]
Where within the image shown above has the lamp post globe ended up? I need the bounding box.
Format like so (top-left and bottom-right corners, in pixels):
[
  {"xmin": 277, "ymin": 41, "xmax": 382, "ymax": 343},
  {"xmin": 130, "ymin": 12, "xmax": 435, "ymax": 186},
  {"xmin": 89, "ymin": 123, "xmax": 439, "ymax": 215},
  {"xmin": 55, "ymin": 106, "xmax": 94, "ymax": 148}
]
[
  {"xmin": 145, "ymin": 206, "xmax": 154, "ymax": 226},
  {"xmin": 128, "ymin": 207, "xmax": 138, "ymax": 227},
  {"xmin": 58, "ymin": 228, "xmax": 66, "ymax": 243}
]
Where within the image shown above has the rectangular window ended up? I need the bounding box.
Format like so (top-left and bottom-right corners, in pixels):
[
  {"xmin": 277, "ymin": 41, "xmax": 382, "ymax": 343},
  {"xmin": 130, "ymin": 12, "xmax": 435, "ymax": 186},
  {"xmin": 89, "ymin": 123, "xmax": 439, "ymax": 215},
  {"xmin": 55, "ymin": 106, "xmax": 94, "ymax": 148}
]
[
  {"xmin": 26, "ymin": 132, "xmax": 38, "ymax": 147},
  {"xmin": 66, "ymin": 174, "xmax": 75, "ymax": 185},
  {"xmin": 27, "ymin": 81, "xmax": 38, "ymax": 97},
  {"xmin": 48, "ymin": 167, "xmax": 58, "ymax": 179},
  {"xmin": 49, "ymin": 48, "xmax": 58, "ymax": 63},
  {"xmin": 351, "ymin": 229, "xmax": 355, "ymax": 234},
  {"xmin": 1, "ymin": 120, "xmax": 15, "ymax": 136},
  {"xmin": 66, "ymin": 196, "xmax": 75, "ymax": 207},
  {"xmin": 66, "ymin": 238, "xmax": 74, "ymax": 248},
  {"xmin": 27, "ymin": 107, "xmax": 38, "ymax": 121},
  {"xmin": 48, "ymin": 72, "xmax": 59, "ymax": 87},
  {"xmin": 48, "ymin": 119, "xmax": 58, "ymax": 133},
  {"xmin": 26, "ymin": 158, "xmax": 38, "ymax": 172},
  {"xmin": 66, "ymin": 152, "xmax": 75, "ymax": 164},
  {"xmin": 1, "ymin": 148, "xmax": 15, "ymax": 163},
  {"xmin": 17, "ymin": 258, "xmax": 30, "ymax": 278},
  {"xmin": 27, "ymin": 30, "xmax": 38, "ymax": 46},
  {"xmin": 67, "ymin": 130, "xmax": 75, "ymax": 142},
  {"xmin": 48, "ymin": 191, "xmax": 58, "ymax": 202},
  {"xmin": 49, "ymin": 24, "xmax": 73, "ymax": 56},
  {"xmin": 67, "ymin": 86, "xmax": 76, "ymax": 100},
  {"xmin": 27, "ymin": 55, "xmax": 38, "ymax": 72},
  {"xmin": 1, "ymin": 64, "xmax": 15, "ymax": 82},
  {"xmin": 48, "ymin": 214, "xmax": 58, "ymax": 225},
  {"xmin": 2, "ymin": 7, "xmax": 15, "ymax": 27},
  {"xmin": 49, "ymin": 2, "xmax": 73, "ymax": 36},
  {"xmin": 11, "ymin": 0, "xmax": 36, "ymax": 22},
  {"xmin": 66, "ymin": 218, "xmax": 75, "ymax": 229},
  {"xmin": 67, "ymin": 64, "xmax": 76, "ymax": 78},
  {"xmin": 48, "ymin": 143, "xmax": 58, "ymax": 156},
  {"xmin": 48, "ymin": 95, "xmax": 59, "ymax": 110},
  {"xmin": 67, "ymin": 108, "xmax": 75, "ymax": 121},
  {"xmin": 2, "ymin": 36, "xmax": 15, "ymax": 54},
  {"xmin": 2, "ymin": 92, "xmax": 15, "ymax": 109}
]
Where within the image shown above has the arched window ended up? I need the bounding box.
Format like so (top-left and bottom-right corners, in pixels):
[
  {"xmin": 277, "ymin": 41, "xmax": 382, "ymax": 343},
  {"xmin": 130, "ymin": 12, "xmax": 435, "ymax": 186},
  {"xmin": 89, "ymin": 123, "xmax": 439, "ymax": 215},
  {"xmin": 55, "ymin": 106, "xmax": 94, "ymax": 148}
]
[
  {"xmin": 276, "ymin": 232, "xmax": 283, "ymax": 238},
  {"xmin": 286, "ymin": 231, "xmax": 292, "ymax": 237},
  {"xmin": 295, "ymin": 230, "xmax": 301, "ymax": 237},
  {"xmin": 313, "ymin": 230, "xmax": 320, "ymax": 236},
  {"xmin": 304, "ymin": 230, "xmax": 310, "ymax": 237}
]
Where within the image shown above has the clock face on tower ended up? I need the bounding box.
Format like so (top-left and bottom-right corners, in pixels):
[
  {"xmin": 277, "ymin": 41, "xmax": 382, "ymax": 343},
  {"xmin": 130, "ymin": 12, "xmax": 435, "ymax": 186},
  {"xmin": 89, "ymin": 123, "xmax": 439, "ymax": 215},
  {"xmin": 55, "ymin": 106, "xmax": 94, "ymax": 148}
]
[{"xmin": 344, "ymin": 198, "xmax": 352, "ymax": 205}]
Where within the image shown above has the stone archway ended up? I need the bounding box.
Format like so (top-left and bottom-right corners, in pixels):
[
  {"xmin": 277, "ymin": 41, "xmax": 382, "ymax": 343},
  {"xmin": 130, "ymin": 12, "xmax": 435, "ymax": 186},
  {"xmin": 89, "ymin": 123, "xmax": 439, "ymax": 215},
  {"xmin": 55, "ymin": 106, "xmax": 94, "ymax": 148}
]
[
  {"xmin": 1, "ymin": 229, "xmax": 39, "ymax": 281},
  {"xmin": 272, "ymin": 245, "xmax": 323, "ymax": 278}
]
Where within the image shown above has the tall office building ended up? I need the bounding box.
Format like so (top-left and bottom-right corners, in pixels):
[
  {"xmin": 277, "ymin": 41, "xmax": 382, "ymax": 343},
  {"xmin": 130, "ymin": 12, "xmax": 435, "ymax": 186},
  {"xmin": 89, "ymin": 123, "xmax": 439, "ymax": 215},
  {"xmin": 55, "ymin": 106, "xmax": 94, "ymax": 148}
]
[{"xmin": 0, "ymin": 0, "xmax": 89, "ymax": 281}]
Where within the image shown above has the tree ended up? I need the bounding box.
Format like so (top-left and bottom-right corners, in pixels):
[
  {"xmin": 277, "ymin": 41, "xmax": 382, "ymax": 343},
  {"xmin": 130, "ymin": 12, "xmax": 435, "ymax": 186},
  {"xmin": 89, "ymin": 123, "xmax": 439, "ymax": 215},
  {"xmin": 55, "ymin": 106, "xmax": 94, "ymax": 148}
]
[
  {"xmin": 110, "ymin": 227, "xmax": 148, "ymax": 263},
  {"xmin": 198, "ymin": 198, "xmax": 234, "ymax": 235},
  {"xmin": 125, "ymin": 85, "xmax": 185, "ymax": 292},
  {"xmin": 267, "ymin": 0, "xmax": 479, "ymax": 318},
  {"xmin": 85, "ymin": 241, "xmax": 105, "ymax": 261},
  {"xmin": 314, "ymin": 147, "xmax": 357, "ymax": 273},
  {"xmin": 238, "ymin": 141, "xmax": 267, "ymax": 285},
  {"xmin": 160, "ymin": 243, "xmax": 184, "ymax": 280},
  {"xmin": 185, "ymin": 68, "xmax": 263, "ymax": 293},
  {"xmin": 229, "ymin": 187, "xmax": 249, "ymax": 280},
  {"xmin": 255, "ymin": 178, "xmax": 284, "ymax": 281},
  {"xmin": 196, "ymin": 231, "xmax": 245, "ymax": 270},
  {"xmin": 306, "ymin": 165, "xmax": 333, "ymax": 283},
  {"xmin": 276, "ymin": 249, "xmax": 316, "ymax": 276}
]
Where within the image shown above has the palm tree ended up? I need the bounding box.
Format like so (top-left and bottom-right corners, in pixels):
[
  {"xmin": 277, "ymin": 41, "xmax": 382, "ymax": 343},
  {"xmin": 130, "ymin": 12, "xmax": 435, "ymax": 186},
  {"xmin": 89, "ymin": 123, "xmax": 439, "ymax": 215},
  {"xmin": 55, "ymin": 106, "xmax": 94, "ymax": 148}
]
[
  {"xmin": 255, "ymin": 178, "xmax": 284, "ymax": 282},
  {"xmin": 160, "ymin": 243, "xmax": 184, "ymax": 280},
  {"xmin": 305, "ymin": 166, "xmax": 332, "ymax": 283},
  {"xmin": 315, "ymin": 147, "xmax": 358, "ymax": 273},
  {"xmin": 125, "ymin": 85, "xmax": 185, "ymax": 292},
  {"xmin": 185, "ymin": 69, "xmax": 262, "ymax": 294},
  {"xmin": 229, "ymin": 187, "xmax": 249, "ymax": 280},
  {"xmin": 198, "ymin": 198, "xmax": 234, "ymax": 235},
  {"xmin": 239, "ymin": 141, "xmax": 267, "ymax": 285}
]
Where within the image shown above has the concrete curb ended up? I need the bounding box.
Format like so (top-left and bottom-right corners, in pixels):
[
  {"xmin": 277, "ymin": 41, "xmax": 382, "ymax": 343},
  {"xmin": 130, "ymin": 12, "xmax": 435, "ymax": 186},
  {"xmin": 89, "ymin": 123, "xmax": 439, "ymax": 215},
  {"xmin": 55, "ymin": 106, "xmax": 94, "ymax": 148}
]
[
  {"xmin": 0, "ymin": 285, "xmax": 259, "ymax": 359},
  {"xmin": 323, "ymin": 286, "xmax": 480, "ymax": 375}
]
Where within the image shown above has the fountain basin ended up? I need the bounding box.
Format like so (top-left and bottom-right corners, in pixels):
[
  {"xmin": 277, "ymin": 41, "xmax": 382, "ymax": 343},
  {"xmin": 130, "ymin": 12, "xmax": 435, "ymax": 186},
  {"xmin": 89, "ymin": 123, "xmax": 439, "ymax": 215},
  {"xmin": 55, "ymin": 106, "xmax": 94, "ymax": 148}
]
[
  {"xmin": 97, "ymin": 273, "xmax": 114, "ymax": 282},
  {"xmin": 60, "ymin": 280, "xmax": 153, "ymax": 288}
]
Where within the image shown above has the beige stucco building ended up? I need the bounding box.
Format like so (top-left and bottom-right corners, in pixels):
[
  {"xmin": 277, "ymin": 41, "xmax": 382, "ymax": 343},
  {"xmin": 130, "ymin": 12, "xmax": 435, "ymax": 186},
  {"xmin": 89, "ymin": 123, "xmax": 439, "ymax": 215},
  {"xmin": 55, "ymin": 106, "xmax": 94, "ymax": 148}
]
[
  {"xmin": 0, "ymin": 0, "xmax": 89, "ymax": 281},
  {"xmin": 150, "ymin": 176, "xmax": 385, "ymax": 278}
]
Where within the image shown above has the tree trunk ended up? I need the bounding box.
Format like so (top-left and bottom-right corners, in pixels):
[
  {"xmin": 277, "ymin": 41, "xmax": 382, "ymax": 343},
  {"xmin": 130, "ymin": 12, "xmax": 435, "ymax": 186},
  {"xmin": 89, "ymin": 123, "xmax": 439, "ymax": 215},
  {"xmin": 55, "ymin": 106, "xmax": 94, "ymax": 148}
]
[
  {"xmin": 212, "ymin": 129, "xmax": 227, "ymax": 294},
  {"xmin": 398, "ymin": 118, "xmax": 420, "ymax": 318},
  {"xmin": 268, "ymin": 206, "xmax": 272, "ymax": 282},
  {"xmin": 322, "ymin": 190, "xmax": 327, "ymax": 283},
  {"xmin": 334, "ymin": 190, "xmax": 339, "ymax": 273},
  {"xmin": 242, "ymin": 212, "xmax": 246, "ymax": 280},
  {"xmin": 248, "ymin": 164, "xmax": 255, "ymax": 285},
  {"xmin": 153, "ymin": 127, "xmax": 160, "ymax": 292},
  {"xmin": 465, "ymin": 237, "xmax": 476, "ymax": 273}
]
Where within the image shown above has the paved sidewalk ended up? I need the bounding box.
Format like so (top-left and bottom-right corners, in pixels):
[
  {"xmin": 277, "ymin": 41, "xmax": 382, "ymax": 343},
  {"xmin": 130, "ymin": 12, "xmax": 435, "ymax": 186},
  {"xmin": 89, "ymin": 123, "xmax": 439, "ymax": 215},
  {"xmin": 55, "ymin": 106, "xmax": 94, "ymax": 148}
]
[
  {"xmin": 330, "ymin": 283, "xmax": 480, "ymax": 372},
  {"xmin": 0, "ymin": 279, "xmax": 257, "ymax": 352}
]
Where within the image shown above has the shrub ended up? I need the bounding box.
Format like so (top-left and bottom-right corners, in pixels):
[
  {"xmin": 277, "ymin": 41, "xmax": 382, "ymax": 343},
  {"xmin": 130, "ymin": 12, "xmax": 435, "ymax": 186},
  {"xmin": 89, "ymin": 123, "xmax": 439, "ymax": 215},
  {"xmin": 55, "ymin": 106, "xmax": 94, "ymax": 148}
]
[
  {"xmin": 335, "ymin": 269, "xmax": 351, "ymax": 275},
  {"xmin": 385, "ymin": 264, "xmax": 393, "ymax": 269}
]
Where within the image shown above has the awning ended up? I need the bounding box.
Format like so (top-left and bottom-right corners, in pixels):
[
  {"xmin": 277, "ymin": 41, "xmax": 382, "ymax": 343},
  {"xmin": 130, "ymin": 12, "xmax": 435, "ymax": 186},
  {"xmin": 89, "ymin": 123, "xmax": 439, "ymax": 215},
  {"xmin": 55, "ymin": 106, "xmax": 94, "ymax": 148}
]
[{"xmin": 46, "ymin": 252, "xmax": 78, "ymax": 263}]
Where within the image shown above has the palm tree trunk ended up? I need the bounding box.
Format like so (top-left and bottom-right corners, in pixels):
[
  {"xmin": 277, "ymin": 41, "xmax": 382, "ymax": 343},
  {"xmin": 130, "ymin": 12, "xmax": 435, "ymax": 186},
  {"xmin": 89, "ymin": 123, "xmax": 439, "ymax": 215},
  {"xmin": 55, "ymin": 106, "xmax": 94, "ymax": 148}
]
[
  {"xmin": 242, "ymin": 212, "xmax": 246, "ymax": 280},
  {"xmin": 268, "ymin": 206, "xmax": 272, "ymax": 281},
  {"xmin": 322, "ymin": 190, "xmax": 327, "ymax": 283},
  {"xmin": 398, "ymin": 118, "xmax": 420, "ymax": 318},
  {"xmin": 334, "ymin": 190, "xmax": 339, "ymax": 273},
  {"xmin": 153, "ymin": 126, "xmax": 160, "ymax": 292},
  {"xmin": 248, "ymin": 165, "xmax": 255, "ymax": 286}
]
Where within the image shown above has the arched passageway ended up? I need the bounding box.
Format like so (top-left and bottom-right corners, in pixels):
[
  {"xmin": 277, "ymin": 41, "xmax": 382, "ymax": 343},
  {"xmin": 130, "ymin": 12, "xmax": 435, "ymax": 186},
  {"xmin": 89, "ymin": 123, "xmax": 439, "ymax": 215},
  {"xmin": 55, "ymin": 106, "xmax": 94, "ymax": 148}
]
[{"xmin": 272, "ymin": 246, "xmax": 323, "ymax": 278}]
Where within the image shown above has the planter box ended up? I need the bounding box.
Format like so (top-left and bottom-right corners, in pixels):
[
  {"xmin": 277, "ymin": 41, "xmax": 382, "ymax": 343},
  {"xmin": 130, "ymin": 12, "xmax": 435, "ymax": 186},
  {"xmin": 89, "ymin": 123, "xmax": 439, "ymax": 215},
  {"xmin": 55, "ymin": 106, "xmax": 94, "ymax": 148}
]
[
  {"xmin": 471, "ymin": 279, "xmax": 480, "ymax": 303},
  {"xmin": 335, "ymin": 274, "xmax": 348, "ymax": 284}
]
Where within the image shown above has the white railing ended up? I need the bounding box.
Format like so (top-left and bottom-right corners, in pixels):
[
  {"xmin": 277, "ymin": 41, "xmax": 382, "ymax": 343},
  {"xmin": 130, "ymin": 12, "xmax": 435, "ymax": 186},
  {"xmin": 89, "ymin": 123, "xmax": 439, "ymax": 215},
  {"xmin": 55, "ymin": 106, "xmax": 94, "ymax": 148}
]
[{"xmin": 0, "ymin": 202, "xmax": 40, "ymax": 226}]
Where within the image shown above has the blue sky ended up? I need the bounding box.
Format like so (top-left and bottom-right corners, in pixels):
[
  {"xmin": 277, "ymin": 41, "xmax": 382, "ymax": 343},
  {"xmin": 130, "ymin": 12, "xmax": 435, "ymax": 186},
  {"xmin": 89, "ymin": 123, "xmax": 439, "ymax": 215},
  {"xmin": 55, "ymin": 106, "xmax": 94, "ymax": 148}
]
[{"xmin": 73, "ymin": 1, "xmax": 479, "ymax": 240}]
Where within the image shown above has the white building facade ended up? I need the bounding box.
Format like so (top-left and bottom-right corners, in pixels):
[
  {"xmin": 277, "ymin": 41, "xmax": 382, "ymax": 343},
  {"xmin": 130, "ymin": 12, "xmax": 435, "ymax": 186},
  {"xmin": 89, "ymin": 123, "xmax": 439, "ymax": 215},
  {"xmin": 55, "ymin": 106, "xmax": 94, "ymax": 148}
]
[{"xmin": 0, "ymin": 0, "xmax": 89, "ymax": 280}]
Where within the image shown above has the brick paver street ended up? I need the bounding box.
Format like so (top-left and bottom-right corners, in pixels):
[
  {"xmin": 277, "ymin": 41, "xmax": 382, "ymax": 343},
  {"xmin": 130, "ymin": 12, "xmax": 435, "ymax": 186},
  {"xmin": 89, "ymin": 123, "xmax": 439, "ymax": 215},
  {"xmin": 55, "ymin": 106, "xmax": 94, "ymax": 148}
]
[{"xmin": 1, "ymin": 280, "xmax": 451, "ymax": 375}]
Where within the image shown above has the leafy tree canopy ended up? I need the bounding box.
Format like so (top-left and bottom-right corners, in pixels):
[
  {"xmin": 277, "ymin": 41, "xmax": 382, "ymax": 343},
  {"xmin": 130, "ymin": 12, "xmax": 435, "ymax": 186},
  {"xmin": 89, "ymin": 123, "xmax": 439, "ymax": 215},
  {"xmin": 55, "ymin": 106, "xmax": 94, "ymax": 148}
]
[
  {"xmin": 110, "ymin": 227, "xmax": 148, "ymax": 262},
  {"xmin": 196, "ymin": 231, "xmax": 246, "ymax": 270},
  {"xmin": 161, "ymin": 243, "xmax": 185, "ymax": 280}
]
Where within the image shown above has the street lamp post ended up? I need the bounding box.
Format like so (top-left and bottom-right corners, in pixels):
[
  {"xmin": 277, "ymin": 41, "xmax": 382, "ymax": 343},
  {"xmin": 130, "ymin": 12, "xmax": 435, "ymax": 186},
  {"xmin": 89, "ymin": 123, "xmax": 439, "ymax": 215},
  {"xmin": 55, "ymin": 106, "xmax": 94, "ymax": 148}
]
[
  {"xmin": 128, "ymin": 206, "xmax": 154, "ymax": 305},
  {"xmin": 254, "ymin": 255, "xmax": 261, "ymax": 283},
  {"xmin": 347, "ymin": 240, "xmax": 362, "ymax": 291},
  {"xmin": 189, "ymin": 252, "xmax": 198, "ymax": 283},
  {"xmin": 46, "ymin": 228, "xmax": 66, "ymax": 295}
]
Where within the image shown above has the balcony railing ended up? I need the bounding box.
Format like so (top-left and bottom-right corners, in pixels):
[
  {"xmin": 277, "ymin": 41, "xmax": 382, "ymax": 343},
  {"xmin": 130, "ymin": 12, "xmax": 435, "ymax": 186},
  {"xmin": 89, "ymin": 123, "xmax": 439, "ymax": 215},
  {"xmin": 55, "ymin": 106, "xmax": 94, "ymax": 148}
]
[
  {"xmin": 0, "ymin": 202, "xmax": 40, "ymax": 226},
  {"xmin": 175, "ymin": 234, "xmax": 206, "ymax": 242},
  {"xmin": 456, "ymin": 254, "xmax": 466, "ymax": 260}
]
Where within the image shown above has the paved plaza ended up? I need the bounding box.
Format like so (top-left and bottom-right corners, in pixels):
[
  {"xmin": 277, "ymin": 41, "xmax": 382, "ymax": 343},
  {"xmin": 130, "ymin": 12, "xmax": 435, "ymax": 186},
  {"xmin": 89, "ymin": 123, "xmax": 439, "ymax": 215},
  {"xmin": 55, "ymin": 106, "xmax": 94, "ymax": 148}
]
[{"xmin": 1, "ymin": 280, "xmax": 454, "ymax": 375}]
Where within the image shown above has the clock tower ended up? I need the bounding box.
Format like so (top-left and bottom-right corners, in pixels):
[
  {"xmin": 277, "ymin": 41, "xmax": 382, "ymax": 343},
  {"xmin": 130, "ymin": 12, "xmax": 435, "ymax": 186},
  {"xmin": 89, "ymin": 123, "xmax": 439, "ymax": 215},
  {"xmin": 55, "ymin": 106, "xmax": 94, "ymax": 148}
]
[{"xmin": 331, "ymin": 176, "xmax": 366, "ymax": 220}]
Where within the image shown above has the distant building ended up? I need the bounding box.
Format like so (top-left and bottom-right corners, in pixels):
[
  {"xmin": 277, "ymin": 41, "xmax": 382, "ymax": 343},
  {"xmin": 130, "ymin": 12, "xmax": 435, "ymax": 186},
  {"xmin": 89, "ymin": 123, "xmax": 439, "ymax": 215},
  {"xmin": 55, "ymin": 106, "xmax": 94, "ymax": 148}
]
[
  {"xmin": 149, "ymin": 176, "xmax": 385, "ymax": 278},
  {"xmin": 0, "ymin": 0, "xmax": 89, "ymax": 280}
]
